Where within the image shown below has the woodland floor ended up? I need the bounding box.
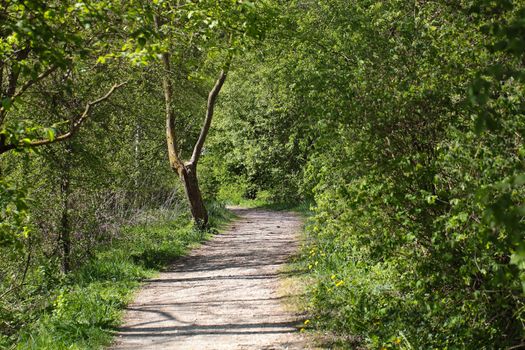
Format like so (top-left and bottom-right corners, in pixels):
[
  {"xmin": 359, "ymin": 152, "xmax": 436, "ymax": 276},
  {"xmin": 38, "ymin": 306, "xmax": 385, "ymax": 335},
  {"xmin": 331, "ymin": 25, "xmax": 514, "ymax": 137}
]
[{"xmin": 111, "ymin": 207, "xmax": 308, "ymax": 350}]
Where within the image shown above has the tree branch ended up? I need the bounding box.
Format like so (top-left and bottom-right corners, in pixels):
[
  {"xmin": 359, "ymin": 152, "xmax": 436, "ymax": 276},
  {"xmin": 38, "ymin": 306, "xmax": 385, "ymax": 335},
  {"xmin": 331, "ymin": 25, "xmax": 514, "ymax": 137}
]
[
  {"xmin": 160, "ymin": 51, "xmax": 185, "ymax": 173},
  {"xmin": 0, "ymin": 65, "xmax": 58, "ymax": 124},
  {"xmin": 0, "ymin": 46, "xmax": 31, "ymax": 125},
  {"xmin": 12, "ymin": 65, "xmax": 58, "ymax": 102},
  {"xmin": 30, "ymin": 82, "xmax": 127, "ymax": 147},
  {"xmin": 0, "ymin": 82, "xmax": 126, "ymax": 155},
  {"xmin": 155, "ymin": 14, "xmax": 185, "ymax": 174},
  {"xmin": 5, "ymin": 47, "xmax": 30, "ymax": 97},
  {"xmin": 189, "ymin": 54, "xmax": 232, "ymax": 166}
]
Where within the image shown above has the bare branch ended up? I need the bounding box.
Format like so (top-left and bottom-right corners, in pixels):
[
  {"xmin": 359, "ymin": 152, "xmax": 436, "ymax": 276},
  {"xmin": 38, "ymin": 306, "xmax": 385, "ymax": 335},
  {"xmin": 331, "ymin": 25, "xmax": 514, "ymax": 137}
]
[
  {"xmin": 5, "ymin": 47, "xmax": 30, "ymax": 97},
  {"xmin": 155, "ymin": 14, "xmax": 185, "ymax": 174},
  {"xmin": 160, "ymin": 51, "xmax": 185, "ymax": 173},
  {"xmin": 29, "ymin": 81, "xmax": 127, "ymax": 147},
  {"xmin": 0, "ymin": 82, "xmax": 126, "ymax": 155},
  {"xmin": 0, "ymin": 65, "xmax": 58, "ymax": 123},
  {"xmin": 189, "ymin": 54, "xmax": 233, "ymax": 166},
  {"xmin": 12, "ymin": 65, "xmax": 58, "ymax": 102},
  {"xmin": 0, "ymin": 47, "xmax": 31, "ymax": 125}
]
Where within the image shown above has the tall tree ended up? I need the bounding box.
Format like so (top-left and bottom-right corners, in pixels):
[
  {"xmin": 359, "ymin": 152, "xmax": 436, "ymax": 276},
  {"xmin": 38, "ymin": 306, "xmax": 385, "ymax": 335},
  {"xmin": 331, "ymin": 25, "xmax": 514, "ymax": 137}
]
[
  {"xmin": 158, "ymin": 48, "xmax": 231, "ymax": 227},
  {"xmin": 149, "ymin": 0, "xmax": 270, "ymax": 227}
]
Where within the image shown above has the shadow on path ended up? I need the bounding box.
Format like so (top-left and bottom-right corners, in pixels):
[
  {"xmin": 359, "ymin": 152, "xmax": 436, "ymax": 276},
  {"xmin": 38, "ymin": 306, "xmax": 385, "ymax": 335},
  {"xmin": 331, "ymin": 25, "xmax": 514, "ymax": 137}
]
[{"xmin": 112, "ymin": 208, "xmax": 307, "ymax": 350}]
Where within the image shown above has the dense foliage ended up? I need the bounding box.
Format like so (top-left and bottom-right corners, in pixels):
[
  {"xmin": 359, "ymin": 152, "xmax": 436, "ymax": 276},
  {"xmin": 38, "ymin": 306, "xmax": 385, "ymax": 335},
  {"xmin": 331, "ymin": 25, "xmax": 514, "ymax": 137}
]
[
  {"xmin": 1, "ymin": 0, "xmax": 524, "ymax": 348},
  {"xmin": 209, "ymin": 0, "xmax": 525, "ymax": 348}
]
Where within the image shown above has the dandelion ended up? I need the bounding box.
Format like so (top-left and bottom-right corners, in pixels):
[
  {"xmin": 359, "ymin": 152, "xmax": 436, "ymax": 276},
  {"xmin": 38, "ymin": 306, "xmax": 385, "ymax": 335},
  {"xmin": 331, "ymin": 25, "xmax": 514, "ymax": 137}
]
[
  {"xmin": 304, "ymin": 319, "xmax": 310, "ymax": 325},
  {"xmin": 331, "ymin": 274, "xmax": 336, "ymax": 280},
  {"xmin": 335, "ymin": 280, "xmax": 344, "ymax": 287}
]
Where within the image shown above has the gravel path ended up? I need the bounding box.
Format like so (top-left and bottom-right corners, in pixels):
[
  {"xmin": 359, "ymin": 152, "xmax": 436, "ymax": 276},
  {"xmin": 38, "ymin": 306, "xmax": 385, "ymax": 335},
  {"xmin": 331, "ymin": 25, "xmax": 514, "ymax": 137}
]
[{"xmin": 112, "ymin": 208, "xmax": 307, "ymax": 349}]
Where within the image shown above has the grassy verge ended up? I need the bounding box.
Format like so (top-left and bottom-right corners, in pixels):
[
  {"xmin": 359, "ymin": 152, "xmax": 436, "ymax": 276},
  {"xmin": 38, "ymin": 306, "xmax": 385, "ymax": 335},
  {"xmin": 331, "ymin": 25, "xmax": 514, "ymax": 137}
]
[
  {"xmin": 256, "ymin": 199, "xmax": 358, "ymax": 349},
  {"xmin": 233, "ymin": 197, "xmax": 336, "ymax": 349},
  {"xmin": 9, "ymin": 203, "xmax": 233, "ymax": 350}
]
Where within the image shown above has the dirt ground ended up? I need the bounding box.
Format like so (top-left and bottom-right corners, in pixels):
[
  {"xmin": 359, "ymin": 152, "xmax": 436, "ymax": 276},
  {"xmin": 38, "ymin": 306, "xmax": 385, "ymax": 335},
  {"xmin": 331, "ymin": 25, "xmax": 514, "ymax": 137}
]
[{"xmin": 111, "ymin": 207, "xmax": 308, "ymax": 350}]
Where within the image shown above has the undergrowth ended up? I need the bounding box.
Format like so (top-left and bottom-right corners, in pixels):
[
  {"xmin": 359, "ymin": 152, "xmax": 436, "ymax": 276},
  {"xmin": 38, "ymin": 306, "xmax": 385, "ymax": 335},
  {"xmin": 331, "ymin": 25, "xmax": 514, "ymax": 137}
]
[{"xmin": 2, "ymin": 203, "xmax": 232, "ymax": 350}]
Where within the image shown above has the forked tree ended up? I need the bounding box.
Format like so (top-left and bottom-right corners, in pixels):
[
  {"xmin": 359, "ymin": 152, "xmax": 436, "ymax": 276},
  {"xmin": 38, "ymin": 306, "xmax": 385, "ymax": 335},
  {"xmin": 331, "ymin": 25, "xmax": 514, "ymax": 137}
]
[
  {"xmin": 158, "ymin": 50, "xmax": 231, "ymax": 228},
  {"xmin": 152, "ymin": 0, "xmax": 268, "ymax": 228}
]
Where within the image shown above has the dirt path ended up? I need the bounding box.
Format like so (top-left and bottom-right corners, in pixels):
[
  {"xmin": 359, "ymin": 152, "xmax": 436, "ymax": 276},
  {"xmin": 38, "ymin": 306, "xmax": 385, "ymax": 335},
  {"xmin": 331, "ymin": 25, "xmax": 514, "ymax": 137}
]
[{"xmin": 112, "ymin": 208, "xmax": 307, "ymax": 350}]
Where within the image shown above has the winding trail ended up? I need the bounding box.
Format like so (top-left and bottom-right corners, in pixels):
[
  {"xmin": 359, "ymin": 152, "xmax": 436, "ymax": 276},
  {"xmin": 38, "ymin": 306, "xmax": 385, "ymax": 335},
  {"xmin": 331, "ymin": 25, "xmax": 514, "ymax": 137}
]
[{"xmin": 112, "ymin": 208, "xmax": 306, "ymax": 350}]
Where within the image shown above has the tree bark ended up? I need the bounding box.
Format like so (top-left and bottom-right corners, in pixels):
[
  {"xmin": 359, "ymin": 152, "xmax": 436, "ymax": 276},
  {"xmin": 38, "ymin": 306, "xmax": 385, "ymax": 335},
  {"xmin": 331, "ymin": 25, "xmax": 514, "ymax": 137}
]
[{"xmin": 180, "ymin": 163, "xmax": 208, "ymax": 228}]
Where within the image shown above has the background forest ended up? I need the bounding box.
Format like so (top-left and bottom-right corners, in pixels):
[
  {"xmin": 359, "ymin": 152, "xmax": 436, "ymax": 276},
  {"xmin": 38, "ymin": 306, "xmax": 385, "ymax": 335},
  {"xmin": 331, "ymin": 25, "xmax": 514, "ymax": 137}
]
[{"xmin": 1, "ymin": 0, "xmax": 524, "ymax": 349}]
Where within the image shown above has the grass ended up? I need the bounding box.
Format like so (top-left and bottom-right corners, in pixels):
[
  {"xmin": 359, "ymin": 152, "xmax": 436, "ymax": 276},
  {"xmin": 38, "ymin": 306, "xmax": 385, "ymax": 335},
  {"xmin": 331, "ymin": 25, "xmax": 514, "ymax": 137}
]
[
  {"xmin": 220, "ymin": 187, "xmax": 314, "ymax": 216},
  {"xmin": 6, "ymin": 189, "xmax": 306, "ymax": 350},
  {"xmin": 255, "ymin": 201, "xmax": 313, "ymax": 215},
  {"xmin": 8, "ymin": 203, "xmax": 233, "ymax": 350}
]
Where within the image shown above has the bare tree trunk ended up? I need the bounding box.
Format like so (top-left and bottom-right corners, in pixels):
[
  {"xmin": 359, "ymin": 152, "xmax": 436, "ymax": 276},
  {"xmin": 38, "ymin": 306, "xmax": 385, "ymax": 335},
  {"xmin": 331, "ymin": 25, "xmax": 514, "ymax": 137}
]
[
  {"xmin": 157, "ymin": 57, "xmax": 230, "ymax": 228},
  {"xmin": 157, "ymin": 46, "xmax": 212, "ymax": 228},
  {"xmin": 180, "ymin": 164, "xmax": 208, "ymax": 228},
  {"xmin": 155, "ymin": 15, "xmax": 231, "ymax": 228}
]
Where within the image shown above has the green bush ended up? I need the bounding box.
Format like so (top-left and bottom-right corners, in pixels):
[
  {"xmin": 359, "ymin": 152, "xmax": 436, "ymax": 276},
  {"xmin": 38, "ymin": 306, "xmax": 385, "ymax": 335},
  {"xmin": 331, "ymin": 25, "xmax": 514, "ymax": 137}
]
[{"xmin": 209, "ymin": 0, "xmax": 525, "ymax": 348}]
